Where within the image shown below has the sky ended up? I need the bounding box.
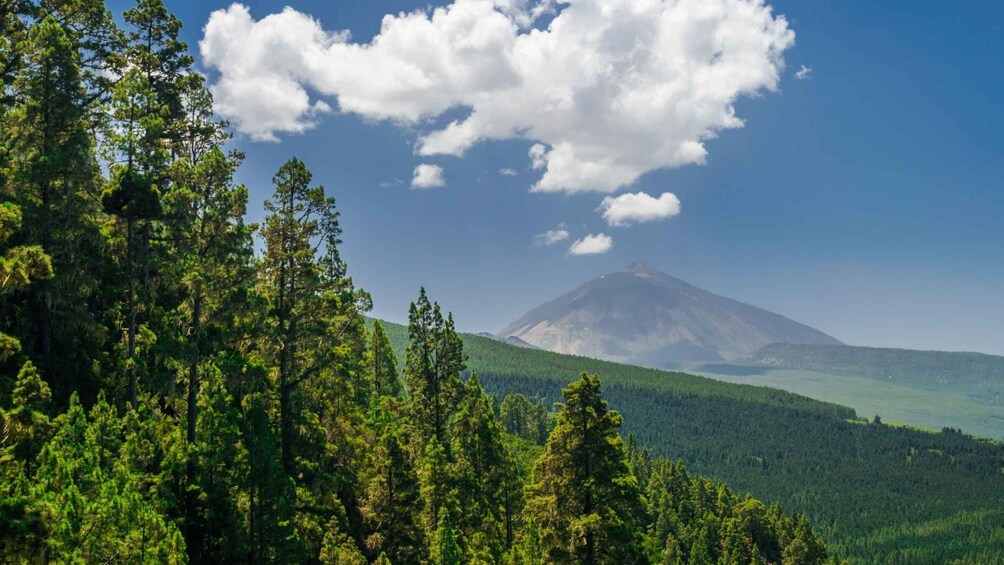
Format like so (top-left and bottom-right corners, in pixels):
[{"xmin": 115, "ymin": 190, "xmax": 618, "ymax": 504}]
[{"xmin": 110, "ymin": 0, "xmax": 1004, "ymax": 355}]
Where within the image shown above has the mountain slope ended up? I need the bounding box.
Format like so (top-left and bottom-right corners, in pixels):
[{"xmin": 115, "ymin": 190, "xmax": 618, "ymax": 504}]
[
  {"xmin": 741, "ymin": 343, "xmax": 1004, "ymax": 390},
  {"xmin": 499, "ymin": 262, "xmax": 841, "ymax": 365},
  {"xmin": 686, "ymin": 343, "xmax": 1004, "ymax": 438},
  {"xmin": 374, "ymin": 319, "xmax": 1004, "ymax": 564}
]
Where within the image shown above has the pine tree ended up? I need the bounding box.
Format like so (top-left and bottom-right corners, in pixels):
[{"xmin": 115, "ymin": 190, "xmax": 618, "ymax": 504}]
[
  {"xmin": 515, "ymin": 517, "xmax": 543, "ymax": 565},
  {"xmin": 319, "ymin": 517, "xmax": 367, "ymax": 565},
  {"xmin": 0, "ymin": 202, "xmax": 52, "ymax": 361},
  {"xmin": 362, "ymin": 429, "xmax": 425, "ymax": 564},
  {"xmin": 163, "ymin": 139, "xmax": 253, "ymax": 445},
  {"xmin": 404, "ymin": 288, "xmax": 466, "ymax": 448},
  {"xmin": 242, "ymin": 393, "xmax": 303, "ymax": 563},
  {"xmin": 0, "ymin": 360, "xmax": 54, "ymax": 556},
  {"xmin": 257, "ymin": 156, "xmax": 371, "ymax": 558},
  {"xmin": 186, "ymin": 370, "xmax": 249, "ymax": 562},
  {"xmin": 525, "ymin": 372, "xmax": 645, "ymax": 564},
  {"xmin": 100, "ymin": 0, "xmax": 197, "ymax": 408},
  {"xmin": 500, "ymin": 393, "xmax": 551, "ymax": 445},
  {"xmin": 259, "ymin": 156, "xmax": 365, "ymax": 473},
  {"xmin": 371, "ymin": 320, "xmax": 403, "ymax": 399},
  {"xmin": 418, "ymin": 437, "xmax": 458, "ymax": 535},
  {"xmin": 3, "ymin": 16, "xmax": 103, "ymax": 402},
  {"xmin": 25, "ymin": 395, "xmax": 186, "ymax": 562},
  {"xmin": 122, "ymin": 0, "xmax": 193, "ymax": 153},
  {"xmin": 430, "ymin": 507, "xmax": 463, "ymax": 565},
  {"xmin": 451, "ymin": 373, "xmax": 507, "ymax": 551},
  {"xmin": 1, "ymin": 361, "xmax": 53, "ymax": 470}
]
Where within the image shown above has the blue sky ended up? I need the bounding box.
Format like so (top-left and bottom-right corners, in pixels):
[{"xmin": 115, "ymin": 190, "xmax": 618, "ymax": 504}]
[{"xmin": 114, "ymin": 0, "xmax": 1004, "ymax": 354}]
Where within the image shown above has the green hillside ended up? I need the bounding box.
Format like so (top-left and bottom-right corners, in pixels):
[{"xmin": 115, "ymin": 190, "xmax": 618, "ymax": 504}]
[
  {"xmin": 377, "ymin": 320, "xmax": 1004, "ymax": 564},
  {"xmin": 741, "ymin": 343, "xmax": 1004, "ymax": 390},
  {"xmin": 693, "ymin": 366, "xmax": 1004, "ymax": 441},
  {"xmin": 690, "ymin": 343, "xmax": 1004, "ymax": 439}
]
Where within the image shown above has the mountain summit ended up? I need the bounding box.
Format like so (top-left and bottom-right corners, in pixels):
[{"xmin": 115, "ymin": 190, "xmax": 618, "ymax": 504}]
[{"xmin": 499, "ymin": 262, "xmax": 841, "ymax": 366}]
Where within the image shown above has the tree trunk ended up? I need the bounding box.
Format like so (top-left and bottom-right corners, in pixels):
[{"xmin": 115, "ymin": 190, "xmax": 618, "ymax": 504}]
[
  {"xmin": 187, "ymin": 289, "xmax": 201, "ymax": 444},
  {"xmin": 127, "ymin": 216, "xmax": 138, "ymax": 409}
]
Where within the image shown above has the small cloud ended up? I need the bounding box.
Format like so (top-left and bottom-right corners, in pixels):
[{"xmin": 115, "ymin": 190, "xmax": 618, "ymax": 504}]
[
  {"xmin": 379, "ymin": 178, "xmax": 405, "ymax": 188},
  {"xmin": 500, "ymin": 167, "xmax": 518, "ymax": 176},
  {"xmin": 795, "ymin": 65, "xmax": 812, "ymax": 80},
  {"xmin": 600, "ymin": 192, "xmax": 681, "ymax": 227},
  {"xmin": 533, "ymin": 228, "xmax": 569, "ymax": 246},
  {"xmin": 569, "ymin": 233, "xmax": 613, "ymax": 255},
  {"xmin": 529, "ymin": 143, "xmax": 547, "ymax": 170},
  {"xmin": 411, "ymin": 164, "xmax": 445, "ymax": 189}
]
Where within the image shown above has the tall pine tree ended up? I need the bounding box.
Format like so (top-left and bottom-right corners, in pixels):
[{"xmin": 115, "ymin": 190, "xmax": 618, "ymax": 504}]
[{"xmin": 525, "ymin": 372, "xmax": 645, "ymax": 564}]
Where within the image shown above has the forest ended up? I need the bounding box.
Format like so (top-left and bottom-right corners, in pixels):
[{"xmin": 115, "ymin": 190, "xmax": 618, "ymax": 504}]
[
  {"xmin": 376, "ymin": 324, "xmax": 1004, "ymax": 564},
  {"xmin": 0, "ymin": 1, "xmax": 840, "ymax": 563},
  {"xmin": 738, "ymin": 343, "xmax": 1004, "ymax": 397}
]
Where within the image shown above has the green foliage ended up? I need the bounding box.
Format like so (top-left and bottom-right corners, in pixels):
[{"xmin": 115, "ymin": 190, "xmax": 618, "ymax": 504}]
[
  {"xmin": 0, "ymin": 202, "xmax": 52, "ymax": 362},
  {"xmin": 742, "ymin": 342, "xmax": 1004, "ymax": 389},
  {"xmin": 430, "ymin": 507, "xmax": 463, "ymax": 565},
  {"xmin": 361, "ymin": 428, "xmax": 425, "ymax": 564},
  {"xmin": 378, "ymin": 321, "xmax": 1004, "ymax": 564},
  {"xmin": 17, "ymin": 395, "xmax": 186, "ymax": 563},
  {"xmin": 638, "ymin": 455, "xmax": 828, "ymax": 565},
  {"xmin": 371, "ymin": 320, "xmax": 403, "ymax": 399},
  {"xmin": 1, "ymin": 361, "xmax": 52, "ymax": 469},
  {"xmin": 185, "ymin": 371, "xmax": 247, "ymax": 562},
  {"xmin": 715, "ymin": 342, "xmax": 1004, "ymax": 438},
  {"xmin": 404, "ymin": 287, "xmax": 466, "ymax": 447},
  {"xmin": 500, "ymin": 392, "xmax": 551, "ymax": 444},
  {"xmin": 525, "ymin": 372, "xmax": 645, "ymax": 564},
  {"xmin": 320, "ymin": 517, "xmax": 367, "ymax": 565},
  {"xmin": 242, "ymin": 393, "xmax": 303, "ymax": 563},
  {"xmin": 101, "ymin": 166, "xmax": 162, "ymax": 219}
]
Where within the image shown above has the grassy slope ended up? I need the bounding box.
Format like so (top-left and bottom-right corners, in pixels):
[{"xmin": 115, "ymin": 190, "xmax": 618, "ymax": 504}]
[
  {"xmin": 703, "ymin": 343, "xmax": 1004, "ymax": 441},
  {"xmin": 695, "ymin": 367, "xmax": 1004, "ymax": 440},
  {"xmin": 376, "ymin": 319, "xmax": 1004, "ymax": 564},
  {"xmin": 739, "ymin": 343, "xmax": 1004, "ymax": 389}
]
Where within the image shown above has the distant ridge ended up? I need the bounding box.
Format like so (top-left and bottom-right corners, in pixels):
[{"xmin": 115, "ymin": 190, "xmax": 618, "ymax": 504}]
[
  {"xmin": 741, "ymin": 342, "xmax": 1004, "ymax": 388},
  {"xmin": 475, "ymin": 332, "xmax": 540, "ymax": 350},
  {"xmin": 499, "ymin": 262, "xmax": 841, "ymax": 366}
]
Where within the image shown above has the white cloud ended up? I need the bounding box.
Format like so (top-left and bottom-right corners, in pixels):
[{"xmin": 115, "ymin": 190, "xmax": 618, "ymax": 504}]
[
  {"xmin": 379, "ymin": 178, "xmax": 405, "ymax": 188},
  {"xmin": 411, "ymin": 164, "xmax": 446, "ymax": 189},
  {"xmin": 600, "ymin": 191, "xmax": 681, "ymax": 226},
  {"xmin": 568, "ymin": 233, "xmax": 613, "ymax": 255},
  {"xmin": 533, "ymin": 228, "xmax": 569, "ymax": 246},
  {"xmin": 528, "ymin": 143, "xmax": 547, "ymax": 170},
  {"xmin": 201, "ymin": 0, "xmax": 794, "ymax": 192},
  {"xmin": 500, "ymin": 167, "xmax": 518, "ymax": 176},
  {"xmin": 492, "ymin": 0, "xmax": 556, "ymax": 28},
  {"xmin": 795, "ymin": 64, "xmax": 812, "ymax": 80}
]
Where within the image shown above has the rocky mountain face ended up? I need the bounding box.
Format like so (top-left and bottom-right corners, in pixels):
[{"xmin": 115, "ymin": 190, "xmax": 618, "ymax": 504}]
[{"xmin": 499, "ymin": 262, "xmax": 841, "ymax": 366}]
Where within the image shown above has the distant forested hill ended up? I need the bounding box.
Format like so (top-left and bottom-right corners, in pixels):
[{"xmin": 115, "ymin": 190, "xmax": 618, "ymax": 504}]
[
  {"xmin": 741, "ymin": 343, "xmax": 1004, "ymax": 392},
  {"xmin": 376, "ymin": 320, "xmax": 1004, "ymax": 564}
]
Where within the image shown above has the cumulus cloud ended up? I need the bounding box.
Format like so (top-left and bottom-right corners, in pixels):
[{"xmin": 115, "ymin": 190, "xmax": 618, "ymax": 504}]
[
  {"xmin": 569, "ymin": 233, "xmax": 613, "ymax": 255},
  {"xmin": 533, "ymin": 227, "xmax": 569, "ymax": 246},
  {"xmin": 201, "ymin": 0, "xmax": 794, "ymax": 192},
  {"xmin": 528, "ymin": 143, "xmax": 547, "ymax": 170},
  {"xmin": 600, "ymin": 191, "xmax": 681, "ymax": 226},
  {"xmin": 411, "ymin": 164, "xmax": 446, "ymax": 189},
  {"xmin": 493, "ymin": 0, "xmax": 556, "ymax": 28},
  {"xmin": 795, "ymin": 64, "xmax": 812, "ymax": 80},
  {"xmin": 500, "ymin": 167, "xmax": 518, "ymax": 176}
]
